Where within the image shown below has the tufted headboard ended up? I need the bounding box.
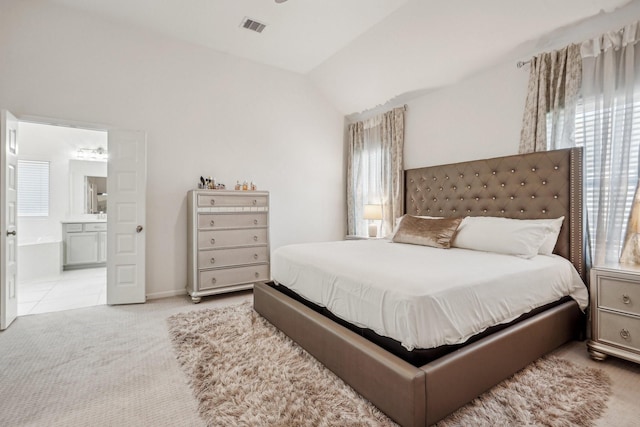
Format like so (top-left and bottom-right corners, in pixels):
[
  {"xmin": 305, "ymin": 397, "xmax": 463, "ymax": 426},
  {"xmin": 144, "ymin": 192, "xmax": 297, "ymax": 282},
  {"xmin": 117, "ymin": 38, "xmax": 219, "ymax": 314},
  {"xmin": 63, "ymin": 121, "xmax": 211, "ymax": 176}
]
[{"xmin": 405, "ymin": 148, "xmax": 584, "ymax": 279}]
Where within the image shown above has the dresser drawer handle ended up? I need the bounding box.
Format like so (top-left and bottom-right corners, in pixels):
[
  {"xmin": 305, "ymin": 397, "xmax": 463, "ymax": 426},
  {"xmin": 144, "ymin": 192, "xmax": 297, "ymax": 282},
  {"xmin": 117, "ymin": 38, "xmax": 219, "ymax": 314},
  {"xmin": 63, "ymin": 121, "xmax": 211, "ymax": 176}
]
[
  {"xmin": 253, "ymin": 253, "xmax": 259, "ymax": 260},
  {"xmin": 211, "ymin": 278, "xmax": 217, "ymax": 285},
  {"xmin": 622, "ymin": 294, "xmax": 631, "ymax": 304},
  {"xmin": 620, "ymin": 328, "xmax": 631, "ymax": 341},
  {"xmin": 210, "ymin": 238, "xmax": 216, "ymax": 245},
  {"xmin": 210, "ymin": 257, "xmax": 215, "ymax": 264},
  {"xmin": 254, "ymin": 272, "xmax": 260, "ymax": 278},
  {"xmin": 252, "ymin": 199, "xmax": 257, "ymax": 205},
  {"xmin": 253, "ymin": 219, "xmax": 258, "ymax": 225},
  {"xmin": 210, "ymin": 220, "xmax": 215, "ymax": 226},
  {"xmin": 253, "ymin": 235, "xmax": 258, "ymax": 242},
  {"xmin": 210, "ymin": 199, "xmax": 216, "ymax": 205}
]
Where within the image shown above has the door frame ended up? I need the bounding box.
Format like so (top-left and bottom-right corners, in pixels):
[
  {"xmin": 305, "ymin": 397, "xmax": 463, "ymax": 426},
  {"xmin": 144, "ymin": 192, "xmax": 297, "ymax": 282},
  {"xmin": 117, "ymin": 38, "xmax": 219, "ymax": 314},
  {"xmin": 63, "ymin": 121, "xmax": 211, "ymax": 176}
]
[{"xmin": 5, "ymin": 114, "xmax": 146, "ymax": 315}]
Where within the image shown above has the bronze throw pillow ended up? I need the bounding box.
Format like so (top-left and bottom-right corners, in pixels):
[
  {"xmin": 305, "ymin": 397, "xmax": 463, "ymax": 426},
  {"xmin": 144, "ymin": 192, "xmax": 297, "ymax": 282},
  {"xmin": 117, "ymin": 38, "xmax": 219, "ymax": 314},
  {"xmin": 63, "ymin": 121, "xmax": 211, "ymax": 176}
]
[{"xmin": 392, "ymin": 215, "xmax": 462, "ymax": 248}]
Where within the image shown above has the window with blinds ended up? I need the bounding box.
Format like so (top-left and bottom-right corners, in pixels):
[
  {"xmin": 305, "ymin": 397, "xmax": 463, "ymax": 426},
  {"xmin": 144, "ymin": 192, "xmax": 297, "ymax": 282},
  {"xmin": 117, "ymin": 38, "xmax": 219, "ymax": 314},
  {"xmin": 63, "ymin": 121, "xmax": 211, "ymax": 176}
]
[
  {"xmin": 573, "ymin": 95, "xmax": 640, "ymax": 258},
  {"xmin": 17, "ymin": 160, "xmax": 50, "ymax": 217}
]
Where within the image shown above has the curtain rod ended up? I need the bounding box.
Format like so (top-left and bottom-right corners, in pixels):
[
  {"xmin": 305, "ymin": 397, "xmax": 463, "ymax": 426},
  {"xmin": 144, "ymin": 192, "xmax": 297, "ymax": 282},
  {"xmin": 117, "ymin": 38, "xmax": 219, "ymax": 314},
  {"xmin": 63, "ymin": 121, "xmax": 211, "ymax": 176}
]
[{"xmin": 516, "ymin": 60, "xmax": 531, "ymax": 69}]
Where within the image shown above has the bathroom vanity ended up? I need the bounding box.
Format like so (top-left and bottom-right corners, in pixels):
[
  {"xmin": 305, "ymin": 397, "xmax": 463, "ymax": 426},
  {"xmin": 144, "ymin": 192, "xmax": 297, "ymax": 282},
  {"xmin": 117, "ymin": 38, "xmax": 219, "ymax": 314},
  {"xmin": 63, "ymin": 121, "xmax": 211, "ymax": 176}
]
[{"xmin": 62, "ymin": 220, "xmax": 107, "ymax": 270}]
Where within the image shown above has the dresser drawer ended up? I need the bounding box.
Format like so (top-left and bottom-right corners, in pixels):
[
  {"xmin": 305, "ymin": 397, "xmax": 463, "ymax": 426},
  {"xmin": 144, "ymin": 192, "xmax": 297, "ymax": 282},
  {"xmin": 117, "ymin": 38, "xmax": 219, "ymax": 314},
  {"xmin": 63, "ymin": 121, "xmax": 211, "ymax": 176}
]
[
  {"xmin": 597, "ymin": 310, "xmax": 640, "ymax": 353},
  {"xmin": 198, "ymin": 246, "xmax": 269, "ymax": 268},
  {"xmin": 197, "ymin": 194, "xmax": 268, "ymax": 208},
  {"xmin": 197, "ymin": 213, "xmax": 268, "ymax": 229},
  {"xmin": 198, "ymin": 228, "xmax": 268, "ymax": 249},
  {"xmin": 199, "ymin": 264, "xmax": 270, "ymax": 291},
  {"xmin": 598, "ymin": 276, "xmax": 640, "ymax": 316}
]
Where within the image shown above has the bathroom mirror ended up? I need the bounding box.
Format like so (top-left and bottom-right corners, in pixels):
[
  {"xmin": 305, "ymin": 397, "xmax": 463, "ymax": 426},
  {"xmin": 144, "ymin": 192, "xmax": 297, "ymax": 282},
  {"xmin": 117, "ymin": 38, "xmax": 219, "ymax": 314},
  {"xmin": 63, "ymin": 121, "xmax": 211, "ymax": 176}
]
[
  {"xmin": 86, "ymin": 176, "xmax": 107, "ymax": 214},
  {"xmin": 69, "ymin": 159, "xmax": 107, "ymax": 216}
]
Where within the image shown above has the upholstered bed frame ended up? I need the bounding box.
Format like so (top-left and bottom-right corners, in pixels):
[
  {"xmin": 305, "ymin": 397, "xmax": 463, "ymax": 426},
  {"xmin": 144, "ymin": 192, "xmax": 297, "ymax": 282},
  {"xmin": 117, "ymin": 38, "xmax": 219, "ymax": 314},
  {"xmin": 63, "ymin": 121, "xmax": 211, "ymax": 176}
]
[{"xmin": 254, "ymin": 147, "xmax": 585, "ymax": 426}]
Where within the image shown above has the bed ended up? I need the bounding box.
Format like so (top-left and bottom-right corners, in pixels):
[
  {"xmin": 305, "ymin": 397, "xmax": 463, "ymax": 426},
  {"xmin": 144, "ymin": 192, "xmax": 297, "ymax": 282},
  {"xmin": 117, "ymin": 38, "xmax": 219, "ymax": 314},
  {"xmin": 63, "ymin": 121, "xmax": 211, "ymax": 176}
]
[{"xmin": 253, "ymin": 147, "xmax": 586, "ymax": 426}]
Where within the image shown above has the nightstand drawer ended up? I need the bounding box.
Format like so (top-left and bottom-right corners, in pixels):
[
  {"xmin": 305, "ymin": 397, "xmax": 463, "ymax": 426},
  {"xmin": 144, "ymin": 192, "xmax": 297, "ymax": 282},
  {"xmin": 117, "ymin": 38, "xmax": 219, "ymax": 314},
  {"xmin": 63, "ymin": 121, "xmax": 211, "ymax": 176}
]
[
  {"xmin": 197, "ymin": 213, "xmax": 268, "ymax": 229},
  {"xmin": 199, "ymin": 264, "xmax": 269, "ymax": 291},
  {"xmin": 198, "ymin": 246, "xmax": 269, "ymax": 268},
  {"xmin": 598, "ymin": 276, "xmax": 640, "ymax": 316},
  {"xmin": 598, "ymin": 310, "xmax": 640, "ymax": 353}
]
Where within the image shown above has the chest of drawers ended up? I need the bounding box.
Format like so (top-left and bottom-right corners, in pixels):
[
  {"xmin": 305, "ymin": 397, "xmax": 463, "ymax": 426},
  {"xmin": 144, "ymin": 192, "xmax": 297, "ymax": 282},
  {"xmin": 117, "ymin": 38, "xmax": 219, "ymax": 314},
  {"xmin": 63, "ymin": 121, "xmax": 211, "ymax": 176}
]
[
  {"xmin": 187, "ymin": 190, "xmax": 270, "ymax": 303},
  {"xmin": 587, "ymin": 264, "xmax": 640, "ymax": 365}
]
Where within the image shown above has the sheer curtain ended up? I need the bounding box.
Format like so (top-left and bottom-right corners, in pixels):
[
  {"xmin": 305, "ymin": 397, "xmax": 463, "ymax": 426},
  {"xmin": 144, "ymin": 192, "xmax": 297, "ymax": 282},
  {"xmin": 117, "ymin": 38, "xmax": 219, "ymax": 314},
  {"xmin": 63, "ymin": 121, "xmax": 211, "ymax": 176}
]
[
  {"xmin": 347, "ymin": 107, "xmax": 405, "ymax": 236},
  {"xmin": 519, "ymin": 44, "xmax": 582, "ymax": 153},
  {"xmin": 580, "ymin": 22, "xmax": 640, "ymax": 265}
]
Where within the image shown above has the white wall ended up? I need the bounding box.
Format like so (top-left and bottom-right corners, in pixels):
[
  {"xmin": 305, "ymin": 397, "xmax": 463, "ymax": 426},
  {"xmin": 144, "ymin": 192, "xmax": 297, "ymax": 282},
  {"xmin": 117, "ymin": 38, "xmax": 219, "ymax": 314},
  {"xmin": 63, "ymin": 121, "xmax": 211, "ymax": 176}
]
[
  {"xmin": 403, "ymin": 61, "xmax": 528, "ymax": 169},
  {"xmin": 0, "ymin": 0, "xmax": 345, "ymax": 299},
  {"xmin": 350, "ymin": 1, "xmax": 640, "ymax": 170}
]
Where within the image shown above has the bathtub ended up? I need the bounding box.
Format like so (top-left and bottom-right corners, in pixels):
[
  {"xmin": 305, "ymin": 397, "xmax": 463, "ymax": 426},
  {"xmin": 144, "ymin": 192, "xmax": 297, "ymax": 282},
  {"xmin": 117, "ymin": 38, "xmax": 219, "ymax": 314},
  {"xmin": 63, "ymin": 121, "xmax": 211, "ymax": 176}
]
[{"xmin": 18, "ymin": 239, "xmax": 62, "ymax": 283}]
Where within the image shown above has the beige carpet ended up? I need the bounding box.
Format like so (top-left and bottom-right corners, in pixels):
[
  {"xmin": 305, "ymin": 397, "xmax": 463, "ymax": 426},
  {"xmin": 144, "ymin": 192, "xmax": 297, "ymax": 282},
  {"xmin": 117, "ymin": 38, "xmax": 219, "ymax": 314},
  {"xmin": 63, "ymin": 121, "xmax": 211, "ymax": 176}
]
[{"xmin": 168, "ymin": 302, "xmax": 612, "ymax": 427}]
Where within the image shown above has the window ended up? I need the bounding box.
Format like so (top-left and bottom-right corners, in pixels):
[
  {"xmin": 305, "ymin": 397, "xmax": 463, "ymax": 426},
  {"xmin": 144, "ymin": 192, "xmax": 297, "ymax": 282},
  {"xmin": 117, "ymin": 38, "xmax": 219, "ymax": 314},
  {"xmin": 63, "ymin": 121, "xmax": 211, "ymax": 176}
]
[
  {"xmin": 17, "ymin": 160, "xmax": 50, "ymax": 217},
  {"xmin": 571, "ymin": 95, "xmax": 640, "ymax": 259}
]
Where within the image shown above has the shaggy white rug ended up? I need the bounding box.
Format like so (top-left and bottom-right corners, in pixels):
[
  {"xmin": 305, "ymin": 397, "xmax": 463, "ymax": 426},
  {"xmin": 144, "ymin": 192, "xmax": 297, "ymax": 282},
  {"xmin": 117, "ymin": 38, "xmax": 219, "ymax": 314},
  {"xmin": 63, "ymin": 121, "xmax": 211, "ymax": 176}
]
[{"xmin": 167, "ymin": 303, "xmax": 611, "ymax": 427}]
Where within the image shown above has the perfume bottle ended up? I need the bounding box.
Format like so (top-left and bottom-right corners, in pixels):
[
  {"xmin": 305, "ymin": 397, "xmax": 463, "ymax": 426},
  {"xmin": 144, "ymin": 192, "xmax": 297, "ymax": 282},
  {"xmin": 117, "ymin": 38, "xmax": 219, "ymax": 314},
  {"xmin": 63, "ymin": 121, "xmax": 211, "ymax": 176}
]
[
  {"xmin": 235, "ymin": 180, "xmax": 241, "ymax": 191},
  {"xmin": 242, "ymin": 181, "xmax": 248, "ymax": 191}
]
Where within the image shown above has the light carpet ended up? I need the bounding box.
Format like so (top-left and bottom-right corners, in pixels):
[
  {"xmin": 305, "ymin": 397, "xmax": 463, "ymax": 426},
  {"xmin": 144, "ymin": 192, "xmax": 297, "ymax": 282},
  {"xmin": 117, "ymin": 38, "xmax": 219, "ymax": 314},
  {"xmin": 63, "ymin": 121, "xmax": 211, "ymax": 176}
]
[{"xmin": 167, "ymin": 302, "xmax": 612, "ymax": 427}]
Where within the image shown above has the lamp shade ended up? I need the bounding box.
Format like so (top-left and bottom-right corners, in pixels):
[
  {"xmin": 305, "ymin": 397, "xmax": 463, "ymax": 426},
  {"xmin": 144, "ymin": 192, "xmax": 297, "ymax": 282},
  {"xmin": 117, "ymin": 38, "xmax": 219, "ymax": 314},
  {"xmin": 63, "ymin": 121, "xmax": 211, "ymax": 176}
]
[{"xmin": 363, "ymin": 204, "xmax": 383, "ymax": 220}]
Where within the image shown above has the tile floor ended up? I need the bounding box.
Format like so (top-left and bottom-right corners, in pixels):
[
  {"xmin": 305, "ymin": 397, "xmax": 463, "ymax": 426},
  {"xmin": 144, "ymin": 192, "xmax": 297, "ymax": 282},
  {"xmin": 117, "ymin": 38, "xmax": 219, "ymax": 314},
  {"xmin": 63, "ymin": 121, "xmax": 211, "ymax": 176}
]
[{"xmin": 17, "ymin": 267, "xmax": 106, "ymax": 316}]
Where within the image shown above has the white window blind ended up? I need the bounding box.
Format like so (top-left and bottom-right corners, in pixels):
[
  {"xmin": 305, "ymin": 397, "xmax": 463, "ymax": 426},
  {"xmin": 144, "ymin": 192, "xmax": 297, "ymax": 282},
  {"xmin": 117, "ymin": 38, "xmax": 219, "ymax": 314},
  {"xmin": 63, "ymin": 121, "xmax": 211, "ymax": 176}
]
[
  {"xmin": 18, "ymin": 160, "xmax": 50, "ymax": 217},
  {"xmin": 573, "ymin": 95, "xmax": 640, "ymax": 258}
]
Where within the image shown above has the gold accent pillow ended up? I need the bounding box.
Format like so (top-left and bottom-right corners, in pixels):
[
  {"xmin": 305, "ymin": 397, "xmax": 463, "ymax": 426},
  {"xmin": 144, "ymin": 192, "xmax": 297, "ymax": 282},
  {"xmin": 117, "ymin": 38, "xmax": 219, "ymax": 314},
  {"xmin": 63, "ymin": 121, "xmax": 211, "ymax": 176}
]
[{"xmin": 392, "ymin": 215, "xmax": 462, "ymax": 248}]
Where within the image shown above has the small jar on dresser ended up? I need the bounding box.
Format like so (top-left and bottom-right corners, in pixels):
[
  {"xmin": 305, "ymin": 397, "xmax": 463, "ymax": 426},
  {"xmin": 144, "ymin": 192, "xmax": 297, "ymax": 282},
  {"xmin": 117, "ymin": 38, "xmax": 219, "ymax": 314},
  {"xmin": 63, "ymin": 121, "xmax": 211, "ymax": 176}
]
[
  {"xmin": 187, "ymin": 190, "xmax": 270, "ymax": 303},
  {"xmin": 587, "ymin": 263, "xmax": 640, "ymax": 365}
]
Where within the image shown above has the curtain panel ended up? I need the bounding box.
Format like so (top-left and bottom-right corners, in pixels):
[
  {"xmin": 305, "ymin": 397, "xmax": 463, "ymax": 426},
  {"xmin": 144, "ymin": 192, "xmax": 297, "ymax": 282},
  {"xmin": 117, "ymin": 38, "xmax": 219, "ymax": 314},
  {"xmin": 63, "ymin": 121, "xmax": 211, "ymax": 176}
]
[
  {"xmin": 347, "ymin": 107, "xmax": 405, "ymax": 237},
  {"xmin": 581, "ymin": 22, "xmax": 640, "ymax": 265},
  {"xmin": 519, "ymin": 44, "xmax": 582, "ymax": 153}
]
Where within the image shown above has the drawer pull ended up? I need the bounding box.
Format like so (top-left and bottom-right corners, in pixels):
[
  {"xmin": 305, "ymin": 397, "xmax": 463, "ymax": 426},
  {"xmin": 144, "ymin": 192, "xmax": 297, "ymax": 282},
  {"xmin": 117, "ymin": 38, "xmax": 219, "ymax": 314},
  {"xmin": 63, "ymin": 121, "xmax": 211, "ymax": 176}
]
[
  {"xmin": 253, "ymin": 219, "xmax": 258, "ymax": 225},
  {"xmin": 620, "ymin": 328, "xmax": 631, "ymax": 341},
  {"xmin": 210, "ymin": 220, "xmax": 215, "ymax": 226},
  {"xmin": 210, "ymin": 238, "xmax": 216, "ymax": 245},
  {"xmin": 253, "ymin": 253, "xmax": 259, "ymax": 260},
  {"xmin": 253, "ymin": 235, "xmax": 258, "ymax": 242},
  {"xmin": 254, "ymin": 272, "xmax": 260, "ymax": 278},
  {"xmin": 210, "ymin": 199, "xmax": 216, "ymax": 205},
  {"xmin": 210, "ymin": 257, "xmax": 216, "ymax": 264},
  {"xmin": 252, "ymin": 199, "xmax": 257, "ymax": 205},
  {"xmin": 622, "ymin": 294, "xmax": 631, "ymax": 304},
  {"xmin": 211, "ymin": 278, "xmax": 217, "ymax": 285}
]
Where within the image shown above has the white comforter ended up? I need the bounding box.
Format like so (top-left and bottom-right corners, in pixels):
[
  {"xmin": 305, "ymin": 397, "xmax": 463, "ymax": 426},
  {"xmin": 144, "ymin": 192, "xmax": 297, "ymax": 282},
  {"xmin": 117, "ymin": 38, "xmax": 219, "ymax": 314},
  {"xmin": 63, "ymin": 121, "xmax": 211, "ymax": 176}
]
[{"xmin": 271, "ymin": 239, "xmax": 588, "ymax": 351}]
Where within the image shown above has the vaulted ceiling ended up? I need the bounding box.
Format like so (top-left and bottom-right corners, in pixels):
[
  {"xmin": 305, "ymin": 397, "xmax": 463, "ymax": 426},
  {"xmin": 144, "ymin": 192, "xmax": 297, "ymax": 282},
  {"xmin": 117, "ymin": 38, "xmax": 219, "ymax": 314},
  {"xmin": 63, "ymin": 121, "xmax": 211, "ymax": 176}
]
[{"xmin": 49, "ymin": 0, "xmax": 634, "ymax": 114}]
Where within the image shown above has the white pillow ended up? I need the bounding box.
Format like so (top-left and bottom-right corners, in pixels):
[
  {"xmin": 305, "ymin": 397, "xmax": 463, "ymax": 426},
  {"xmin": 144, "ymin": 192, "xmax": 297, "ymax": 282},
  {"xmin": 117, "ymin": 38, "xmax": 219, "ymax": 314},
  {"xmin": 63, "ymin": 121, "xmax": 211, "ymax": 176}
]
[
  {"xmin": 451, "ymin": 216, "xmax": 560, "ymax": 259},
  {"xmin": 534, "ymin": 216, "xmax": 565, "ymax": 255}
]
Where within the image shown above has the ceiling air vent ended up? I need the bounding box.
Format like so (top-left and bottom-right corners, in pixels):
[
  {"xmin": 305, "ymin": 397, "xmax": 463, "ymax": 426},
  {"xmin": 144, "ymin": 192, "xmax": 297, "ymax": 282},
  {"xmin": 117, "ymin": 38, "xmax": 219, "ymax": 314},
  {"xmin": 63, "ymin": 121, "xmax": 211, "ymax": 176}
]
[{"xmin": 240, "ymin": 17, "xmax": 267, "ymax": 33}]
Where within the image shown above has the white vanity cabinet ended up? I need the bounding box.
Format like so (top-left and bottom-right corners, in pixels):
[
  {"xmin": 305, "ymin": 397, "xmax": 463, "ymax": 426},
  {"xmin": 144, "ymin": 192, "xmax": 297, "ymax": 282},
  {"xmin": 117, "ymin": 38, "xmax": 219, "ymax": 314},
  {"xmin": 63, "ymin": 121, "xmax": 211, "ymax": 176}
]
[
  {"xmin": 62, "ymin": 221, "xmax": 107, "ymax": 270},
  {"xmin": 187, "ymin": 190, "xmax": 270, "ymax": 303}
]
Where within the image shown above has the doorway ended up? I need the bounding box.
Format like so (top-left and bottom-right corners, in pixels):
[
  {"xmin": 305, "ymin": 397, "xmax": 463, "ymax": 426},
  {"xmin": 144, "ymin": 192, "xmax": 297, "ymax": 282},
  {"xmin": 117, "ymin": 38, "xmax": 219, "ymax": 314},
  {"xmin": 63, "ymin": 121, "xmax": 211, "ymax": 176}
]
[
  {"xmin": 2, "ymin": 110, "xmax": 147, "ymax": 329},
  {"xmin": 16, "ymin": 122, "xmax": 108, "ymax": 315}
]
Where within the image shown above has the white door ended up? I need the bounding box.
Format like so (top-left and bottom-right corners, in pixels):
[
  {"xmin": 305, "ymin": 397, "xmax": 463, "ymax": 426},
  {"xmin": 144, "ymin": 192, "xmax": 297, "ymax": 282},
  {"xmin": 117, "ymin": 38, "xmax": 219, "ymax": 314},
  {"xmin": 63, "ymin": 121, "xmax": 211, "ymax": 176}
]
[
  {"xmin": 107, "ymin": 130, "xmax": 147, "ymax": 305},
  {"xmin": 1, "ymin": 110, "xmax": 19, "ymax": 330}
]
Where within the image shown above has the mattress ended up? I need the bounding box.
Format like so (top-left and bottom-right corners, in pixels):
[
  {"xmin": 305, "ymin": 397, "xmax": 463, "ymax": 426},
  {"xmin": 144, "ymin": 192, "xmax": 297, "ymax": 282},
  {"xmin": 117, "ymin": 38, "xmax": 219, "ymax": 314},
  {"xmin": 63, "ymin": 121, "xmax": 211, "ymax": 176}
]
[{"xmin": 271, "ymin": 239, "xmax": 589, "ymax": 351}]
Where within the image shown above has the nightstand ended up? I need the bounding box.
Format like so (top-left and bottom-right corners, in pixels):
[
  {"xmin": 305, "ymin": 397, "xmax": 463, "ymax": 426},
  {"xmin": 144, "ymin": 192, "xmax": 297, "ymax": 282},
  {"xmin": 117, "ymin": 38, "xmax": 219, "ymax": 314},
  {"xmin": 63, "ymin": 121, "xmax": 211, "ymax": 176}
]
[{"xmin": 587, "ymin": 263, "xmax": 640, "ymax": 364}]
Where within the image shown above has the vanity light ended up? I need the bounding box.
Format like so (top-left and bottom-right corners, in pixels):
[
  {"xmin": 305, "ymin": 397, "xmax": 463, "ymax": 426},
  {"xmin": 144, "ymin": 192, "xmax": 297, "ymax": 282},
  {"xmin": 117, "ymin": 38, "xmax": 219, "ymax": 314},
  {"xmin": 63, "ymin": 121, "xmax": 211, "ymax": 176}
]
[{"xmin": 77, "ymin": 147, "xmax": 108, "ymax": 161}]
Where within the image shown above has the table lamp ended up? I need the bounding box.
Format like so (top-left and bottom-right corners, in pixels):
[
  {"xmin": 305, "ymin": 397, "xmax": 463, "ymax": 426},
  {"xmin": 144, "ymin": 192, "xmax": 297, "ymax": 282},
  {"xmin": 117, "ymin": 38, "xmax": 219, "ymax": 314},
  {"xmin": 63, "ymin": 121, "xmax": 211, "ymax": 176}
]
[
  {"xmin": 363, "ymin": 204, "xmax": 383, "ymax": 238},
  {"xmin": 621, "ymin": 182, "xmax": 640, "ymax": 264}
]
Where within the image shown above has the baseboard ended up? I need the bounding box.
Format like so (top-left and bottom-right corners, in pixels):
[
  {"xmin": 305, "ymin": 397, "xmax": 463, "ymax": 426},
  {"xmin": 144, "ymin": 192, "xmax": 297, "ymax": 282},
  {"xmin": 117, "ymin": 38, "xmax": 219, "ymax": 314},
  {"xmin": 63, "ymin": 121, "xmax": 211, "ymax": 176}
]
[{"xmin": 146, "ymin": 289, "xmax": 187, "ymax": 300}]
